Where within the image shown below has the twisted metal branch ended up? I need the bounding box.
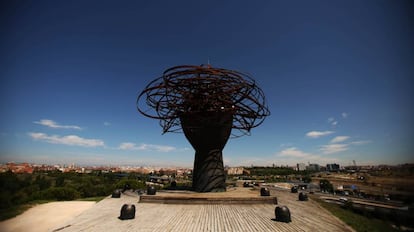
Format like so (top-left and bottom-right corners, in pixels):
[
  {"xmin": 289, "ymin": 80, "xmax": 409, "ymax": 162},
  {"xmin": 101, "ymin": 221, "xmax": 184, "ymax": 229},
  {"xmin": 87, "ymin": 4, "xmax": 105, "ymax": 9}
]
[{"xmin": 137, "ymin": 65, "xmax": 270, "ymax": 137}]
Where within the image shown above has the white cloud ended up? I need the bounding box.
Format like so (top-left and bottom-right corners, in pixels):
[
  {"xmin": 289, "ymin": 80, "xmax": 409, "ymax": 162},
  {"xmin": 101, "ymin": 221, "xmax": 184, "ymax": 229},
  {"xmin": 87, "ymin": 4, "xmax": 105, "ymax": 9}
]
[
  {"xmin": 319, "ymin": 138, "xmax": 370, "ymax": 154},
  {"xmin": 275, "ymin": 147, "xmax": 343, "ymax": 165},
  {"xmin": 331, "ymin": 136, "xmax": 350, "ymax": 143},
  {"xmin": 278, "ymin": 147, "xmax": 313, "ymax": 158},
  {"xmin": 306, "ymin": 131, "xmax": 334, "ymax": 138},
  {"xmin": 103, "ymin": 122, "xmax": 111, "ymax": 126},
  {"xmin": 350, "ymin": 140, "xmax": 371, "ymax": 145},
  {"xmin": 140, "ymin": 144, "xmax": 176, "ymax": 152},
  {"xmin": 119, "ymin": 142, "xmax": 176, "ymax": 152},
  {"xmin": 28, "ymin": 132, "xmax": 104, "ymax": 147},
  {"xmin": 34, "ymin": 119, "xmax": 82, "ymax": 130},
  {"xmin": 279, "ymin": 143, "xmax": 293, "ymax": 148},
  {"xmin": 342, "ymin": 112, "xmax": 349, "ymax": 118},
  {"xmin": 320, "ymin": 144, "xmax": 349, "ymax": 154},
  {"xmin": 119, "ymin": 142, "xmax": 136, "ymax": 150},
  {"xmin": 327, "ymin": 117, "xmax": 338, "ymax": 126}
]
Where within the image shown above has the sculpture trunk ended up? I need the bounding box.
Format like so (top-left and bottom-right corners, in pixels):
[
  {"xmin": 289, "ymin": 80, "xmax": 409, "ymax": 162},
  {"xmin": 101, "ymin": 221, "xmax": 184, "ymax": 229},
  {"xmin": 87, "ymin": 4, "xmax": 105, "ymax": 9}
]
[{"xmin": 180, "ymin": 111, "xmax": 232, "ymax": 192}]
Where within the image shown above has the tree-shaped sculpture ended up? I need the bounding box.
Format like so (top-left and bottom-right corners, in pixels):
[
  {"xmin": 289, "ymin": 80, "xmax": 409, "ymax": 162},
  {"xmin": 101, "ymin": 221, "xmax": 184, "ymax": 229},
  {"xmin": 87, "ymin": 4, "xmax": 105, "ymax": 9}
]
[{"xmin": 137, "ymin": 65, "xmax": 270, "ymax": 192}]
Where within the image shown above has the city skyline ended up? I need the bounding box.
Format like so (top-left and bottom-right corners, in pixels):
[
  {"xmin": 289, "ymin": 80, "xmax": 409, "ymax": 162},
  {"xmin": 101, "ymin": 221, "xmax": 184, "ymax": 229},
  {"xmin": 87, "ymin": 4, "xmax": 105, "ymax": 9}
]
[{"xmin": 1, "ymin": 1, "xmax": 413, "ymax": 167}]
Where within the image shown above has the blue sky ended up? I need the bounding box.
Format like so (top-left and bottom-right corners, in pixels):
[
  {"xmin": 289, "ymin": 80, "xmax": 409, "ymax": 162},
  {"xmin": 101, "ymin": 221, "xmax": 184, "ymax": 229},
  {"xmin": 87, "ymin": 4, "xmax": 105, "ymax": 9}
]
[{"xmin": 1, "ymin": 0, "xmax": 413, "ymax": 167}]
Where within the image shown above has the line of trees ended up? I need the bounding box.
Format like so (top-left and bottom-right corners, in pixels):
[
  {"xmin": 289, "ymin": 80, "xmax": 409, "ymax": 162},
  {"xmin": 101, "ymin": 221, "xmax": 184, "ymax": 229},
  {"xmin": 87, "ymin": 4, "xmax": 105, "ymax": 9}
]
[
  {"xmin": 242, "ymin": 167, "xmax": 315, "ymax": 183},
  {"xmin": 247, "ymin": 166, "xmax": 317, "ymax": 176},
  {"xmin": 0, "ymin": 171, "xmax": 146, "ymax": 211}
]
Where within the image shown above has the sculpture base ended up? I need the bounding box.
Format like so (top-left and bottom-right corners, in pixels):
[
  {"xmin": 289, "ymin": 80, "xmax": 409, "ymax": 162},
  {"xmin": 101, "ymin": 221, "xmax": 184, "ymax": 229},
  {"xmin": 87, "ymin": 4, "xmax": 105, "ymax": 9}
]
[
  {"xmin": 192, "ymin": 149, "xmax": 226, "ymax": 192},
  {"xmin": 139, "ymin": 188, "xmax": 278, "ymax": 204}
]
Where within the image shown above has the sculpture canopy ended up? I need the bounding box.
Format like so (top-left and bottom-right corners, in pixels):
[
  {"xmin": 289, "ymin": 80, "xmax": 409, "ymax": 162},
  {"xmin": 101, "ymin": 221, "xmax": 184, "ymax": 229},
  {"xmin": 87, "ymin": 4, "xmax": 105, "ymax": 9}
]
[{"xmin": 137, "ymin": 65, "xmax": 270, "ymax": 138}]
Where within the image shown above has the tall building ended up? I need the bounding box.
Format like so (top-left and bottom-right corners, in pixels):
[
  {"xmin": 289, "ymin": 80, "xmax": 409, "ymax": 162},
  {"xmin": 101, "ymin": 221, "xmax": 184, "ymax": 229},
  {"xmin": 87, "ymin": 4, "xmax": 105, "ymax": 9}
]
[
  {"xmin": 326, "ymin": 163, "xmax": 340, "ymax": 172},
  {"xmin": 297, "ymin": 163, "xmax": 306, "ymax": 171},
  {"xmin": 306, "ymin": 163, "xmax": 320, "ymax": 171}
]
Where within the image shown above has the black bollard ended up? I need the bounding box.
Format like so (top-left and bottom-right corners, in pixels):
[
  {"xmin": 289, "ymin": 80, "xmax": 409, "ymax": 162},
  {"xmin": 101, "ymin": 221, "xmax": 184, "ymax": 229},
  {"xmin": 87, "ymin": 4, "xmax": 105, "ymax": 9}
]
[
  {"xmin": 112, "ymin": 189, "xmax": 121, "ymax": 198},
  {"xmin": 260, "ymin": 187, "xmax": 270, "ymax": 196},
  {"xmin": 147, "ymin": 186, "xmax": 156, "ymax": 195},
  {"xmin": 119, "ymin": 204, "xmax": 136, "ymax": 220},
  {"xmin": 123, "ymin": 183, "xmax": 131, "ymax": 193},
  {"xmin": 299, "ymin": 192, "xmax": 308, "ymax": 201},
  {"xmin": 275, "ymin": 206, "xmax": 291, "ymax": 223},
  {"xmin": 291, "ymin": 186, "xmax": 298, "ymax": 193}
]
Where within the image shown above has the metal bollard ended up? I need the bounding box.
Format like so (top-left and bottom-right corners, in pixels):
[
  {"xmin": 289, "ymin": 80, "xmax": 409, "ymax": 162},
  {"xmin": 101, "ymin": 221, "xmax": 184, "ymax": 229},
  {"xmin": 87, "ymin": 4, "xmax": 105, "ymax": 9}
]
[
  {"xmin": 147, "ymin": 186, "xmax": 156, "ymax": 195},
  {"xmin": 299, "ymin": 192, "xmax": 308, "ymax": 201},
  {"xmin": 112, "ymin": 189, "xmax": 121, "ymax": 198},
  {"xmin": 275, "ymin": 206, "xmax": 291, "ymax": 223},
  {"xmin": 119, "ymin": 204, "xmax": 136, "ymax": 220},
  {"xmin": 170, "ymin": 180, "xmax": 177, "ymax": 188},
  {"xmin": 260, "ymin": 187, "xmax": 270, "ymax": 196}
]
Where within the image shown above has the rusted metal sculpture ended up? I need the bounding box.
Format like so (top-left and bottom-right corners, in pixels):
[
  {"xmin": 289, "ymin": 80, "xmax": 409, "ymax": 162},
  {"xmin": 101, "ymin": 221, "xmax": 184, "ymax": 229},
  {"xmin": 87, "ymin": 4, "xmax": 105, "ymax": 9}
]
[{"xmin": 137, "ymin": 65, "xmax": 269, "ymax": 192}]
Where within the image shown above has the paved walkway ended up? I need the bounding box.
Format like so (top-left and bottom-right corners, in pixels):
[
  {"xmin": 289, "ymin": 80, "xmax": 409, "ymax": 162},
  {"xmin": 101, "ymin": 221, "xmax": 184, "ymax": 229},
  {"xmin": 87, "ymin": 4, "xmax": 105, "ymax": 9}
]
[
  {"xmin": 0, "ymin": 201, "xmax": 95, "ymax": 232},
  {"xmin": 55, "ymin": 188, "xmax": 354, "ymax": 232}
]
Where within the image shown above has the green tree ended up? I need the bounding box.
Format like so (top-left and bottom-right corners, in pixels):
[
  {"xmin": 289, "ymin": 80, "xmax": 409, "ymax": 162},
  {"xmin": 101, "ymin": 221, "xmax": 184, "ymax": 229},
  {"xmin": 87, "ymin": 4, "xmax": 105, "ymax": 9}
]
[
  {"xmin": 303, "ymin": 175, "xmax": 312, "ymax": 183},
  {"xmin": 41, "ymin": 187, "xmax": 80, "ymax": 201},
  {"xmin": 55, "ymin": 175, "xmax": 65, "ymax": 187},
  {"xmin": 320, "ymin": 179, "xmax": 334, "ymax": 193},
  {"xmin": 34, "ymin": 175, "xmax": 51, "ymax": 190},
  {"xmin": 114, "ymin": 179, "xmax": 146, "ymax": 190},
  {"xmin": 0, "ymin": 171, "xmax": 21, "ymax": 193}
]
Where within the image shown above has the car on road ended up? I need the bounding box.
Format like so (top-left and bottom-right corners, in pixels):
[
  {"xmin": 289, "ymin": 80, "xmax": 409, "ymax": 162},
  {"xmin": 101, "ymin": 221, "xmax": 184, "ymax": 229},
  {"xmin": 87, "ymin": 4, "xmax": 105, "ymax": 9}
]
[{"xmin": 339, "ymin": 197, "xmax": 348, "ymax": 203}]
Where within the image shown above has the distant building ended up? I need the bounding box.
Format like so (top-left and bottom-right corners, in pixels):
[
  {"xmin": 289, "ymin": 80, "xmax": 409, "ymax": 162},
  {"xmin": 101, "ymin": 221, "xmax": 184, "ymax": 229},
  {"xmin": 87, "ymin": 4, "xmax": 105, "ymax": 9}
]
[
  {"xmin": 6, "ymin": 162, "xmax": 34, "ymax": 174},
  {"xmin": 326, "ymin": 163, "xmax": 340, "ymax": 172},
  {"xmin": 306, "ymin": 163, "xmax": 320, "ymax": 171},
  {"xmin": 227, "ymin": 167, "xmax": 245, "ymax": 175},
  {"xmin": 297, "ymin": 163, "xmax": 306, "ymax": 171}
]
